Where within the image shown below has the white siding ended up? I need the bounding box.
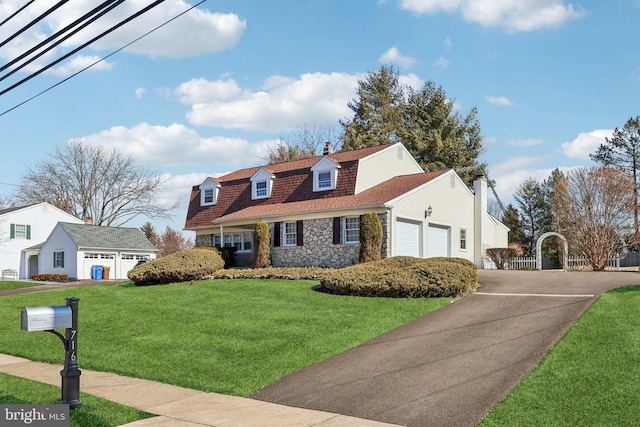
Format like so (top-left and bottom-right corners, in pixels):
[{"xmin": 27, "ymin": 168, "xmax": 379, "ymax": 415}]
[
  {"xmin": 0, "ymin": 203, "xmax": 84, "ymax": 279},
  {"xmin": 355, "ymin": 144, "xmax": 423, "ymax": 193},
  {"xmin": 39, "ymin": 224, "xmax": 80, "ymax": 279},
  {"xmin": 389, "ymin": 171, "xmax": 475, "ymax": 263}
]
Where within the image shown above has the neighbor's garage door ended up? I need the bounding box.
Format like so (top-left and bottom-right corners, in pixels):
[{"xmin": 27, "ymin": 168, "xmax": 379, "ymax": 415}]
[
  {"xmin": 395, "ymin": 219, "xmax": 421, "ymax": 257},
  {"xmin": 427, "ymin": 225, "xmax": 450, "ymax": 258}
]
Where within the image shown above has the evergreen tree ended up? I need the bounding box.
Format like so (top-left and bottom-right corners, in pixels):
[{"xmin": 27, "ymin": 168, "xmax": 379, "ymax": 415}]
[
  {"xmin": 501, "ymin": 204, "xmax": 525, "ymax": 245},
  {"xmin": 140, "ymin": 222, "xmax": 159, "ymax": 247},
  {"xmin": 340, "ymin": 65, "xmax": 405, "ymax": 150},
  {"xmin": 340, "ymin": 65, "xmax": 487, "ymax": 185},
  {"xmin": 590, "ymin": 116, "xmax": 640, "ymax": 235},
  {"xmin": 514, "ymin": 178, "xmax": 547, "ymax": 257}
]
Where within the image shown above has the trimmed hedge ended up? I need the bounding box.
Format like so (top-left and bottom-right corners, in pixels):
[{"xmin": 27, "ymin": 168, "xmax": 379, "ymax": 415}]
[
  {"xmin": 128, "ymin": 248, "xmax": 225, "ymax": 286},
  {"xmin": 31, "ymin": 274, "xmax": 69, "ymax": 282},
  {"xmin": 213, "ymin": 267, "xmax": 328, "ymax": 280},
  {"xmin": 319, "ymin": 256, "xmax": 478, "ymax": 298}
]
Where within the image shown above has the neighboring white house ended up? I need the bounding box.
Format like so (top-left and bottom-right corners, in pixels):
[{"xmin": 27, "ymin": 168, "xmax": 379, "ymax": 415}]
[
  {"xmin": 185, "ymin": 142, "xmax": 509, "ymax": 268},
  {"xmin": 39, "ymin": 222, "xmax": 157, "ymax": 280},
  {"xmin": 0, "ymin": 203, "xmax": 84, "ymax": 279}
]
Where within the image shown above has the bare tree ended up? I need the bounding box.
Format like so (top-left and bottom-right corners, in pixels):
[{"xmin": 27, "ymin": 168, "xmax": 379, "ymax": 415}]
[
  {"xmin": 263, "ymin": 124, "xmax": 340, "ymax": 164},
  {"xmin": 157, "ymin": 226, "xmax": 194, "ymax": 257},
  {"xmin": 15, "ymin": 140, "xmax": 176, "ymax": 226},
  {"xmin": 552, "ymin": 167, "xmax": 637, "ymax": 271}
]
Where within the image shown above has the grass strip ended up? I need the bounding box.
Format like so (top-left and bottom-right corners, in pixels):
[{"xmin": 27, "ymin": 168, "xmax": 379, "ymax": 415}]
[
  {"xmin": 0, "ymin": 372, "xmax": 153, "ymax": 427},
  {"xmin": 0, "ymin": 281, "xmax": 44, "ymax": 291},
  {"xmin": 0, "ymin": 279, "xmax": 449, "ymax": 397},
  {"xmin": 480, "ymin": 285, "xmax": 640, "ymax": 426}
]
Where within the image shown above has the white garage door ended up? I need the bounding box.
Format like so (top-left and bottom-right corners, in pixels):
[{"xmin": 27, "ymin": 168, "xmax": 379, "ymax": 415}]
[
  {"xmin": 428, "ymin": 225, "xmax": 450, "ymax": 258},
  {"xmin": 395, "ymin": 219, "xmax": 421, "ymax": 257},
  {"xmin": 83, "ymin": 253, "xmax": 116, "ymax": 280}
]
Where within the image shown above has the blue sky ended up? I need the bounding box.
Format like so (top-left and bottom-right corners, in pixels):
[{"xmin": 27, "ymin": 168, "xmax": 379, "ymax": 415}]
[{"xmin": 0, "ymin": 0, "xmax": 639, "ymax": 234}]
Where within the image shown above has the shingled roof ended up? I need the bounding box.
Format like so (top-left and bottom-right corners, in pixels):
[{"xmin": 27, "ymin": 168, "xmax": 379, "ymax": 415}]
[
  {"xmin": 184, "ymin": 143, "xmax": 448, "ymax": 229},
  {"xmin": 57, "ymin": 222, "xmax": 157, "ymax": 251}
]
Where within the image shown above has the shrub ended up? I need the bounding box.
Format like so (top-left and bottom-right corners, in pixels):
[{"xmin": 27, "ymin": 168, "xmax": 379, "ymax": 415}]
[
  {"xmin": 128, "ymin": 248, "xmax": 225, "ymax": 286},
  {"xmin": 359, "ymin": 213, "xmax": 383, "ymax": 263},
  {"xmin": 253, "ymin": 222, "xmax": 270, "ymax": 268},
  {"xmin": 319, "ymin": 256, "xmax": 477, "ymax": 298},
  {"xmin": 213, "ymin": 267, "xmax": 328, "ymax": 280},
  {"xmin": 31, "ymin": 274, "xmax": 69, "ymax": 282},
  {"xmin": 486, "ymin": 248, "xmax": 519, "ymax": 269}
]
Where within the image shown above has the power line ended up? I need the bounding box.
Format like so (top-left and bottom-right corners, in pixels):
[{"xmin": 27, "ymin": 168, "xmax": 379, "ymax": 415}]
[{"xmin": 0, "ymin": 0, "xmax": 207, "ymax": 116}]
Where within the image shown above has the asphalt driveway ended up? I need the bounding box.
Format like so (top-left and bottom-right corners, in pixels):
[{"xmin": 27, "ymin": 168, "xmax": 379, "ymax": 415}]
[{"xmin": 251, "ymin": 270, "xmax": 640, "ymax": 427}]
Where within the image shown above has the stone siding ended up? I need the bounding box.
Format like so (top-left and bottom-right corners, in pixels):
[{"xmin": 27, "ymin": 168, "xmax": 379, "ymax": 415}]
[
  {"xmin": 271, "ymin": 218, "xmax": 359, "ymax": 268},
  {"xmin": 195, "ymin": 212, "xmax": 389, "ymax": 269}
]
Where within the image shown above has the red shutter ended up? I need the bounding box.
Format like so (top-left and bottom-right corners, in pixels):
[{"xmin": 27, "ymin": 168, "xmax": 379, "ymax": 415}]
[
  {"xmin": 274, "ymin": 222, "xmax": 281, "ymax": 247},
  {"xmin": 333, "ymin": 217, "xmax": 341, "ymax": 244},
  {"xmin": 296, "ymin": 220, "xmax": 303, "ymax": 246}
]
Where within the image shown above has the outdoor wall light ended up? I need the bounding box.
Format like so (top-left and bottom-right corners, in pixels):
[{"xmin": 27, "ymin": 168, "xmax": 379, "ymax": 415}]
[{"xmin": 425, "ymin": 205, "xmax": 433, "ymax": 218}]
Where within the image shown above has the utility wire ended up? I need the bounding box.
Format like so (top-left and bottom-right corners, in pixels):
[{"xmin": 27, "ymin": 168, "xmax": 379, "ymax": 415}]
[
  {"xmin": 0, "ymin": 1, "xmax": 35, "ymax": 29},
  {"xmin": 0, "ymin": 0, "xmax": 124, "ymax": 76},
  {"xmin": 0, "ymin": 0, "xmax": 68, "ymax": 49},
  {"xmin": 0, "ymin": 0, "xmax": 167, "ymax": 96},
  {"xmin": 0, "ymin": 0, "xmax": 207, "ymax": 117},
  {"xmin": 0, "ymin": 0, "xmax": 124, "ymax": 82}
]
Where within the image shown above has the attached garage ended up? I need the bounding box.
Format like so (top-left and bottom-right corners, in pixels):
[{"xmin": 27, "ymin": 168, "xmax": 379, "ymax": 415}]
[
  {"xmin": 395, "ymin": 219, "xmax": 421, "ymax": 257},
  {"xmin": 427, "ymin": 224, "xmax": 450, "ymax": 258}
]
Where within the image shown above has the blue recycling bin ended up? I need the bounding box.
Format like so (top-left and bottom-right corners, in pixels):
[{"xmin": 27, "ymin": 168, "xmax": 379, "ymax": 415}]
[{"xmin": 91, "ymin": 265, "xmax": 103, "ymax": 280}]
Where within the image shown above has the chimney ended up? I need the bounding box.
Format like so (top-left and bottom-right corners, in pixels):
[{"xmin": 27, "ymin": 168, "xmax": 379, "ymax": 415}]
[
  {"xmin": 85, "ymin": 218, "xmax": 92, "ymax": 225},
  {"xmin": 323, "ymin": 142, "xmax": 333, "ymax": 156},
  {"xmin": 473, "ymin": 175, "xmax": 487, "ymax": 268}
]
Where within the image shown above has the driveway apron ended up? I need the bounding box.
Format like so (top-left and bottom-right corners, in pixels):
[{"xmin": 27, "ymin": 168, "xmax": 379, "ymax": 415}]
[{"xmin": 251, "ymin": 270, "xmax": 640, "ymax": 427}]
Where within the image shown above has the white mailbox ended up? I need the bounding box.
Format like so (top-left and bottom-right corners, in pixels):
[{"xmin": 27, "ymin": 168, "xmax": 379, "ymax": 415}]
[{"xmin": 21, "ymin": 306, "xmax": 72, "ymax": 332}]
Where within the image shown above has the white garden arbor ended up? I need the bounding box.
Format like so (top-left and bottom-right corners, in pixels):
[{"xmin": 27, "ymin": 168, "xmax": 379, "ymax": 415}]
[{"xmin": 536, "ymin": 232, "xmax": 568, "ymax": 271}]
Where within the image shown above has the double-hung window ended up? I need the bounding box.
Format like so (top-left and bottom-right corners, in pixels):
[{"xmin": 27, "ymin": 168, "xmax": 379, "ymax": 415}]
[
  {"xmin": 203, "ymin": 189, "xmax": 214, "ymax": 204},
  {"xmin": 344, "ymin": 217, "xmax": 360, "ymax": 244},
  {"xmin": 10, "ymin": 224, "xmax": 30, "ymax": 239},
  {"xmin": 53, "ymin": 251, "xmax": 64, "ymax": 268},
  {"xmin": 255, "ymin": 181, "xmax": 267, "ymax": 197},
  {"xmin": 284, "ymin": 222, "xmax": 297, "ymax": 246},
  {"xmin": 460, "ymin": 228, "xmax": 467, "ymax": 251},
  {"xmin": 318, "ymin": 171, "xmax": 332, "ymax": 189}
]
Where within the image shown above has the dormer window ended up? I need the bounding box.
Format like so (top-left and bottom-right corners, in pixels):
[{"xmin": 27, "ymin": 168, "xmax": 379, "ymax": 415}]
[
  {"xmin": 251, "ymin": 168, "xmax": 274, "ymax": 200},
  {"xmin": 318, "ymin": 171, "xmax": 332, "ymax": 189},
  {"xmin": 199, "ymin": 178, "xmax": 220, "ymax": 206},
  {"xmin": 255, "ymin": 181, "xmax": 267, "ymax": 197},
  {"xmin": 311, "ymin": 157, "xmax": 340, "ymax": 192}
]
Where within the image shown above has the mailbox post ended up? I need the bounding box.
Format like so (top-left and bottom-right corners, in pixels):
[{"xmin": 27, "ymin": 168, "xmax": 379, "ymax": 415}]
[
  {"xmin": 21, "ymin": 297, "xmax": 82, "ymax": 409},
  {"xmin": 61, "ymin": 297, "xmax": 81, "ymax": 408}
]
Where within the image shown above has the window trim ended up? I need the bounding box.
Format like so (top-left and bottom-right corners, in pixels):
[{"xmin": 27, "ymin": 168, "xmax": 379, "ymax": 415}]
[
  {"xmin": 53, "ymin": 251, "xmax": 64, "ymax": 268},
  {"xmin": 199, "ymin": 179, "xmax": 220, "ymax": 206},
  {"xmin": 251, "ymin": 168, "xmax": 274, "ymax": 200},
  {"xmin": 283, "ymin": 221, "xmax": 297, "ymax": 246},
  {"xmin": 343, "ymin": 217, "xmax": 360, "ymax": 244},
  {"xmin": 460, "ymin": 228, "xmax": 467, "ymax": 251}
]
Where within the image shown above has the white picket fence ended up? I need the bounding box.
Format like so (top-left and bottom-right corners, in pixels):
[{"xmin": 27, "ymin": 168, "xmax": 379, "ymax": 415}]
[{"xmin": 506, "ymin": 256, "xmax": 621, "ymax": 271}]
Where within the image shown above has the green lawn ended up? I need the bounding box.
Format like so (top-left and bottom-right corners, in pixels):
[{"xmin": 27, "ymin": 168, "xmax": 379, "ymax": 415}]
[
  {"xmin": 0, "ymin": 372, "xmax": 153, "ymax": 427},
  {"xmin": 481, "ymin": 285, "xmax": 640, "ymax": 426},
  {"xmin": 0, "ymin": 280, "xmax": 44, "ymax": 291},
  {"xmin": 0, "ymin": 279, "xmax": 449, "ymax": 397}
]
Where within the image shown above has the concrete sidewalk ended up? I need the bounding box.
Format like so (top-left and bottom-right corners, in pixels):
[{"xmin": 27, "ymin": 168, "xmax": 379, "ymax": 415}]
[{"xmin": 0, "ymin": 353, "xmax": 399, "ymax": 426}]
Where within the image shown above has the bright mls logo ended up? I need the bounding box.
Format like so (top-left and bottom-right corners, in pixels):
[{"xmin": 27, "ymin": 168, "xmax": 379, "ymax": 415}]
[{"xmin": 1, "ymin": 405, "xmax": 68, "ymax": 426}]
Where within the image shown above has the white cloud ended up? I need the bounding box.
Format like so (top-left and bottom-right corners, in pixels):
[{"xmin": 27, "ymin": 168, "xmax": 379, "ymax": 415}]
[
  {"xmin": 491, "ymin": 154, "xmax": 554, "ymax": 175},
  {"xmin": 0, "ymin": 1, "xmax": 246, "ymax": 73},
  {"xmin": 379, "ymin": 46, "xmax": 417, "ymax": 69},
  {"xmin": 398, "ymin": 0, "xmax": 585, "ymax": 33},
  {"xmin": 399, "ymin": 73, "xmax": 424, "ymax": 90},
  {"xmin": 434, "ymin": 57, "xmax": 449, "ymax": 68},
  {"xmin": 183, "ymin": 72, "xmax": 359, "ymax": 132},
  {"xmin": 561, "ymin": 129, "xmax": 613, "ymax": 160},
  {"xmin": 82, "ymin": 122, "xmax": 268, "ymax": 167},
  {"xmin": 49, "ymin": 56, "xmax": 114, "ymax": 76},
  {"xmin": 444, "ymin": 37, "xmax": 453, "ymax": 50},
  {"xmin": 135, "ymin": 87, "xmax": 146, "ymax": 99},
  {"xmin": 486, "ymin": 95, "xmax": 515, "ymax": 106},
  {"xmin": 507, "ymin": 138, "xmax": 544, "ymax": 147}
]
